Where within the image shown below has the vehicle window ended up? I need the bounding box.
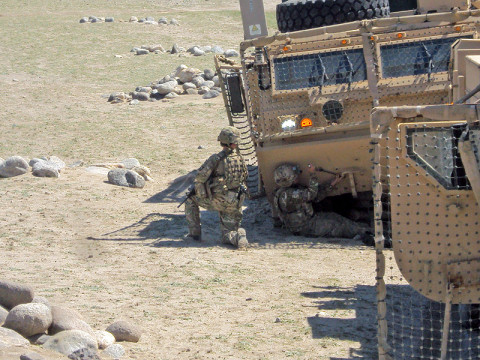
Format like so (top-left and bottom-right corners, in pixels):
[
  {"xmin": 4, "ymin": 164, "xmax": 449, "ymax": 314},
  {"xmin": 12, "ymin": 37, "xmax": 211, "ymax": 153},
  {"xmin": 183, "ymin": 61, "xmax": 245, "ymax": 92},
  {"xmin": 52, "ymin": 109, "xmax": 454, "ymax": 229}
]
[
  {"xmin": 406, "ymin": 126, "xmax": 470, "ymax": 190},
  {"xmin": 273, "ymin": 48, "xmax": 367, "ymax": 91},
  {"xmin": 381, "ymin": 36, "xmax": 470, "ymax": 78}
]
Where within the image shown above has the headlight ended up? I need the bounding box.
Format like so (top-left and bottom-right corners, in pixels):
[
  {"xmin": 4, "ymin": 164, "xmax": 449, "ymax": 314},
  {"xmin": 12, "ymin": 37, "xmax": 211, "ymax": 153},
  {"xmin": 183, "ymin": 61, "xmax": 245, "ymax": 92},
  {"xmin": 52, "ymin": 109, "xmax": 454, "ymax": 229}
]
[{"xmin": 281, "ymin": 119, "xmax": 296, "ymax": 132}]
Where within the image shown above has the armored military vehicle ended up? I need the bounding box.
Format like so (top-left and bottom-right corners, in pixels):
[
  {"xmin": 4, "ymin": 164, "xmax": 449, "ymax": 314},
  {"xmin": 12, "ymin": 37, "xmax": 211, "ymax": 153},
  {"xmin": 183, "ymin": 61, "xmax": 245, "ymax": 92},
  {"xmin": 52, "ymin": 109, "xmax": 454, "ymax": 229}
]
[{"xmin": 216, "ymin": 0, "xmax": 480, "ymax": 221}]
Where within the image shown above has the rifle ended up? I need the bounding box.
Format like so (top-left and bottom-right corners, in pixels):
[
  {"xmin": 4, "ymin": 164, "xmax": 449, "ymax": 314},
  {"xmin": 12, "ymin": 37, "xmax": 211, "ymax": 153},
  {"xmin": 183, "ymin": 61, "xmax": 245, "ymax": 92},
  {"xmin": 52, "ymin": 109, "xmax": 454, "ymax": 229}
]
[{"xmin": 177, "ymin": 185, "xmax": 196, "ymax": 208}]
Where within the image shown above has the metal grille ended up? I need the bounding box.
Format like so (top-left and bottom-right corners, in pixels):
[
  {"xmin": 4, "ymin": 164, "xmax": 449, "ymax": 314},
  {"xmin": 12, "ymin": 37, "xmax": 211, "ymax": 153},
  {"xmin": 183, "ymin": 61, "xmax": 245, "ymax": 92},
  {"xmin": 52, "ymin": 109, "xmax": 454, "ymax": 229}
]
[
  {"xmin": 373, "ymin": 114, "xmax": 480, "ymax": 359},
  {"xmin": 322, "ymin": 100, "xmax": 344, "ymax": 122},
  {"xmin": 273, "ymin": 48, "xmax": 367, "ymax": 91},
  {"xmin": 380, "ymin": 36, "xmax": 470, "ymax": 78}
]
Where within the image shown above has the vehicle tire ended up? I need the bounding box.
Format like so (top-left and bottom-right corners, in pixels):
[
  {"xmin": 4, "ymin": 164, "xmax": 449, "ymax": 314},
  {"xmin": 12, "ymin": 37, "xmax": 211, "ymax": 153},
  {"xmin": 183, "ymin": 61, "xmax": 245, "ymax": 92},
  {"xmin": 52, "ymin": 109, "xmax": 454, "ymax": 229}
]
[
  {"xmin": 276, "ymin": 0, "xmax": 391, "ymax": 33},
  {"xmin": 388, "ymin": 0, "xmax": 417, "ymax": 13}
]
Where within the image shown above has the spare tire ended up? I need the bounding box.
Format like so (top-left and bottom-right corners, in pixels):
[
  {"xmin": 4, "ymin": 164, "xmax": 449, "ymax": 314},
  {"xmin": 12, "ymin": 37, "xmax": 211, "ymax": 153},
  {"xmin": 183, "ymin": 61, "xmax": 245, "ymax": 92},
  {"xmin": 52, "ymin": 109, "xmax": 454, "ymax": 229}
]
[{"xmin": 276, "ymin": 0, "xmax": 391, "ymax": 33}]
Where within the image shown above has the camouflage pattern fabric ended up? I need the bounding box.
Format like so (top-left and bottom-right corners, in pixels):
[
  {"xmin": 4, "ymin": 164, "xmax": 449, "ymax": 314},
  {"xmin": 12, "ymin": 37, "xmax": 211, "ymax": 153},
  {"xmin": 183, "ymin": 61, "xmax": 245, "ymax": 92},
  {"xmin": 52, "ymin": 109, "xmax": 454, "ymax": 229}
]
[
  {"xmin": 273, "ymin": 176, "xmax": 366, "ymax": 238},
  {"xmin": 185, "ymin": 148, "xmax": 248, "ymax": 247}
]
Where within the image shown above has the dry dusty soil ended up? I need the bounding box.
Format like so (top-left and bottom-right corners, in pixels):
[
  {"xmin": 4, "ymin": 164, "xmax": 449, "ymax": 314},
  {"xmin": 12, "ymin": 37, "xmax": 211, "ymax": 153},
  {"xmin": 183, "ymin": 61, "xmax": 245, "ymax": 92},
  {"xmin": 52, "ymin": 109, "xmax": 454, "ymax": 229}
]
[{"xmin": 0, "ymin": 1, "xmax": 400, "ymax": 359}]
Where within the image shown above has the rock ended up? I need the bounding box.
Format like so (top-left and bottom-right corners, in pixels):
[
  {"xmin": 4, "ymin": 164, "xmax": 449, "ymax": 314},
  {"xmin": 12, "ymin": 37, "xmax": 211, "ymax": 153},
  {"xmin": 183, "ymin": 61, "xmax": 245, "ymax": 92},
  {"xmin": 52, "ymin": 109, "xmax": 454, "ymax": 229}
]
[
  {"xmin": 211, "ymin": 45, "xmax": 224, "ymax": 54},
  {"xmin": 177, "ymin": 67, "xmax": 202, "ymax": 83},
  {"xmin": 130, "ymin": 47, "xmax": 139, "ymax": 53},
  {"xmin": 20, "ymin": 352, "xmax": 46, "ymax": 360},
  {"xmin": 106, "ymin": 320, "xmax": 141, "ymax": 342},
  {"xmin": 121, "ymin": 158, "xmax": 140, "ymax": 169},
  {"xmin": 31, "ymin": 296, "xmax": 51, "ymax": 309},
  {"xmin": 0, "ymin": 327, "xmax": 30, "ymax": 349},
  {"xmin": 170, "ymin": 18, "xmax": 179, "ymax": 26},
  {"xmin": 156, "ymin": 80, "xmax": 177, "ymax": 95},
  {"xmin": 156, "ymin": 74, "xmax": 173, "ymax": 84},
  {"xmin": 129, "ymin": 99, "xmax": 139, "ymax": 105},
  {"xmin": 0, "ymin": 156, "xmax": 29, "ymax": 178},
  {"xmin": 68, "ymin": 347, "xmax": 101, "ymax": 360},
  {"xmin": 191, "ymin": 76, "xmax": 205, "ymax": 88},
  {"xmin": 32, "ymin": 163, "xmax": 59, "ymax": 178},
  {"xmin": 138, "ymin": 18, "xmax": 145, "ymax": 23},
  {"xmin": 135, "ymin": 48, "xmax": 149, "ymax": 55},
  {"xmin": 79, "ymin": 17, "xmax": 88, "ymax": 23},
  {"xmin": 107, "ymin": 169, "xmax": 146, "ymax": 188},
  {"xmin": 211, "ymin": 86, "xmax": 222, "ymax": 92},
  {"xmin": 0, "ymin": 157, "xmax": 4, "ymax": 164},
  {"xmin": 197, "ymin": 86, "xmax": 210, "ymax": 95},
  {"xmin": 43, "ymin": 330, "xmax": 98, "ymax": 358},
  {"xmin": 94, "ymin": 331, "xmax": 115, "ymax": 350},
  {"xmin": 202, "ymin": 90, "xmax": 220, "ymax": 99},
  {"xmin": 165, "ymin": 92, "xmax": 179, "ymax": 99},
  {"xmin": 108, "ymin": 92, "xmax": 127, "ymax": 103},
  {"xmin": 145, "ymin": 16, "xmax": 155, "ymax": 22},
  {"xmin": 203, "ymin": 80, "xmax": 215, "ymax": 89},
  {"xmin": 131, "ymin": 165, "xmax": 153, "ymax": 181},
  {"xmin": 191, "ymin": 47, "xmax": 205, "ymax": 56},
  {"xmin": 204, "ymin": 68, "xmax": 215, "ymax": 80},
  {"xmin": 146, "ymin": 44, "xmax": 164, "ymax": 52},
  {"xmin": 28, "ymin": 333, "xmax": 51, "ymax": 345},
  {"xmin": 135, "ymin": 86, "xmax": 152, "ymax": 93},
  {"xmin": 173, "ymin": 85, "xmax": 184, "ymax": 94},
  {"xmin": 129, "ymin": 16, "xmax": 138, "ymax": 22},
  {"xmin": 212, "ymin": 75, "xmax": 220, "ymax": 87},
  {"xmin": 103, "ymin": 343, "xmax": 125, "ymax": 358},
  {"xmin": 0, "ymin": 305, "xmax": 8, "ymax": 326},
  {"xmin": 149, "ymin": 91, "xmax": 163, "ymax": 100},
  {"xmin": 182, "ymin": 82, "xmax": 196, "ymax": 91},
  {"xmin": 158, "ymin": 17, "xmax": 168, "ymax": 24},
  {"xmin": 224, "ymin": 49, "xmax": 239, "ymax": 57},
  {"xmin": 201, "ymin": 46, "xmax": 212, "ymax": 53},
  {"xmin": 3, "ymin": 303, "xmax": 52, "ymax": 337},
  {"xmin": 105, "ymin": 17, "xmax": 114, "ymax": 22},
  {"xmin": 0, "ymin": 280, "xmax": 34, "ymax": 309},
  {"xmin": 89, "ymin": 16, "xmax": 98, "ymax": 22},
  {"xmin": 171, "ymin": 43, "xmax": 180, "ymax": 54},
  {"xmin": 49, "ymin": 306, "xmax": 94, "ymax": 337},
  {"xmin": 144, "ymin": 20, "xmax": 157, "ymax": 25},
  {"xmin": 173, "ymin": 64, "xmax": 187, "ymax": 77},
  {"xmin": 186, "ymin": 88, "xmax": 198, "ymax": 95},
  {"xmin": 131, "ymin": 92, "xmax": 149, "ymax": 101}
]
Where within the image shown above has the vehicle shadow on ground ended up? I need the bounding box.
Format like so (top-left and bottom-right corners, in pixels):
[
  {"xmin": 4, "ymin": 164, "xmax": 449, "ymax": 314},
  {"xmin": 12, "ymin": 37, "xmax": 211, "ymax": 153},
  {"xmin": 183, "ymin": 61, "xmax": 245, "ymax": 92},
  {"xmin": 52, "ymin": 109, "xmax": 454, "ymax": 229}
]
[{"xmin": 303, "ymin": 285, "xmax": 378, "ymax": 359}]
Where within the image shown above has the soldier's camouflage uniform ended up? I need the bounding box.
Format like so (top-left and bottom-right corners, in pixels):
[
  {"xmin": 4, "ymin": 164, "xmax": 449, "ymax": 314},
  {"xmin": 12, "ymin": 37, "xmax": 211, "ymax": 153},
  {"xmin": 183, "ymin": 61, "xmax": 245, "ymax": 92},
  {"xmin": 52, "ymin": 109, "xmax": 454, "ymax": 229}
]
[
  {"xmin": 273, "ymin": 176, "xmax": 368, "ymax": 238},
  {"xmin": 185, "ymin": 148, "xmax": 248, "ymax": 246}
]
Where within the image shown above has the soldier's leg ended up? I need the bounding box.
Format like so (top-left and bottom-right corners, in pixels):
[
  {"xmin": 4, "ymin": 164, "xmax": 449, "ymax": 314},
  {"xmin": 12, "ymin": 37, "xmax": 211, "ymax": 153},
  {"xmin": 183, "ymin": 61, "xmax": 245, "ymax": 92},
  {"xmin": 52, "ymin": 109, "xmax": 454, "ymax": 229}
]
[
  {"xmin": 184, "ymin": 197, "xmax": 202, "ymax": 240},
  {"xmin": 219, "ymin": 208, "xmax": 248, "ymax": 248},
  {"xmin": 309, "ymin": 212, "xmax": 369, "ymax": 238}
]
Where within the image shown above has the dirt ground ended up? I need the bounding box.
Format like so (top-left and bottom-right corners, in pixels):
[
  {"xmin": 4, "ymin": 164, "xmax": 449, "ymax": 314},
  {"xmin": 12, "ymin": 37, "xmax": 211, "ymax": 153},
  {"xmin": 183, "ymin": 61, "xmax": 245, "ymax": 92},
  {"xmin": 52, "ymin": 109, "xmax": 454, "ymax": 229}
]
[{"xmin": 0, "ymin": 1, "xmax": 390, "ymax": 359}]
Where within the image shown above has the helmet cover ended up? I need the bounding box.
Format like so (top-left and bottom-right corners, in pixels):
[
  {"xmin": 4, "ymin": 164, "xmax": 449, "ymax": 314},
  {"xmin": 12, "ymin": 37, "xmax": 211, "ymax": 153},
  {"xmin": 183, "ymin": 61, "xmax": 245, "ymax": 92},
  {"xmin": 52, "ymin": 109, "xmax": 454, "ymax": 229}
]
[
  {"xmin": 274, "ymin": 164, "xmax": 300, "ymax": 187},
  {"xmin": 218, "ymin": 126, "xmax": 240, "ymax": 145}
]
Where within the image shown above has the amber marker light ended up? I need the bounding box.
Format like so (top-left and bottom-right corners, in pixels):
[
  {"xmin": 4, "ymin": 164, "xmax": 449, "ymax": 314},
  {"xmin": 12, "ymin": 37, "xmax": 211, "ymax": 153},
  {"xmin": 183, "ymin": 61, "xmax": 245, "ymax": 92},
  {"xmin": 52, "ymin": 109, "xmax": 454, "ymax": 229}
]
[
  {"xmin": 455, "ymin": 25, "xmax": 463, "ymax": 32},
  {"xmin": 340, "ymin": 39, "xmax": 351, "ymax": 45},
  {"xmin": 396, "ymin": 32, "xmax": 406, "ymax": 39},
  {"xmin": 283, "ymin": 45, "xmax": 291, "ymax": 52},
  {"xmin": 301, "ymin": 118, "xmax": 313, "ymax": 128}
]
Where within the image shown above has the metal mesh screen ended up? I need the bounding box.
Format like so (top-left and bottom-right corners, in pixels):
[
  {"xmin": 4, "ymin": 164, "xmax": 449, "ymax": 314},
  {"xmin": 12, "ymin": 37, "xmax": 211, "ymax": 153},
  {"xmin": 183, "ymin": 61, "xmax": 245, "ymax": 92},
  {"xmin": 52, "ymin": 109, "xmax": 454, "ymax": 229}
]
[
  {"xmin": 373, "ymin": 117, "xmax": 480, "ymax": 359},
  {"xmin": 273, "ymin": 48, "xmax": 367, "ymax": 91},
  {"xmin": 380, "ymin": 36, "xmax": 470, "ymax": 78}
]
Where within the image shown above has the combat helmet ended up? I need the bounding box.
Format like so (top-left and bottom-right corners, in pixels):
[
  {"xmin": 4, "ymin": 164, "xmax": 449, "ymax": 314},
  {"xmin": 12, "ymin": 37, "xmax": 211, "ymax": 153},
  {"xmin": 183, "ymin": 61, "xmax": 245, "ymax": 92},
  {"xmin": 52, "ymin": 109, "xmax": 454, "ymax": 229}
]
[
  {"xmin": 218, "ymin": 126, "xmax": 240, "ymax": 145},
  {"xmin": 274, "ymin": 164, "xmax": 300, "ymax": 187}
]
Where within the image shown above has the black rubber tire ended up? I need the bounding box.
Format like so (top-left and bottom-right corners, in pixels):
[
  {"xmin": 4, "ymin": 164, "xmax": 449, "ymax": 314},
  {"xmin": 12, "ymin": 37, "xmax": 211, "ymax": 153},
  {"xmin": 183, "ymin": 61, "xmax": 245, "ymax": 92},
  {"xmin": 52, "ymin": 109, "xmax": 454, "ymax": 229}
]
[
  {"xmin": 276, "ymin": 0, "xmax": 390, "ymax": 33},
  {"xmin": 388, "ymin": 0, "xmax": 417, "ymax": 13}
]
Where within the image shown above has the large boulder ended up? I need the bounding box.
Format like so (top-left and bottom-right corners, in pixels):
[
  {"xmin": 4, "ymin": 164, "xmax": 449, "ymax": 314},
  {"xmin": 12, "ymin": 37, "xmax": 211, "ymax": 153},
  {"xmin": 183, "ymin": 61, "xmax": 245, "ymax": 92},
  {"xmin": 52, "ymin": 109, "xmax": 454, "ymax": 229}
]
[
  {"xmin": 107, "ymin": 169, "xmax": 146, "ymax": 189},
  {"xmin": 3, "ymin": 303, "xmax": 52, "ymax": 337},
  {"xmin": 43, "ymin": 330, "xmax": 98, "ymax": 358},
  {"xmin": 0, "ymin": 280, "xmax": 34, "ymax": 309},
  {"xmin": 0, "ymin": 327, "xmax": 30, "ymax": 349},
  {"xmin": 156, "ymin": 80, "xmax": 178, "ymax": 95},
  {"xmin": 177, "ymin": 67, "xmax": 202, "ymax": 83},
  {"xmin": 0, "ymin": 156, "xmax": 29, "ymax": 178},
  {"xmin": 105, "ymin": 320, "xmax": 141, "ymax": 342},
  {"xmin": 49, "ymin": 306, "xmax": 94, "ymax": 337}
]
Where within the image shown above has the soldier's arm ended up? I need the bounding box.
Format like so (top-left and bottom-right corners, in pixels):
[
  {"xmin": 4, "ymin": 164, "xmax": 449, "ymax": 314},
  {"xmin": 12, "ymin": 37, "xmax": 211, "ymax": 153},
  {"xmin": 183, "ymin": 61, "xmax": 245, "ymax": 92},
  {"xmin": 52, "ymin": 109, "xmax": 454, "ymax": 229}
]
[{"xmin": 194, "ymin": 154, "xmax": 220, "ymax": 184}]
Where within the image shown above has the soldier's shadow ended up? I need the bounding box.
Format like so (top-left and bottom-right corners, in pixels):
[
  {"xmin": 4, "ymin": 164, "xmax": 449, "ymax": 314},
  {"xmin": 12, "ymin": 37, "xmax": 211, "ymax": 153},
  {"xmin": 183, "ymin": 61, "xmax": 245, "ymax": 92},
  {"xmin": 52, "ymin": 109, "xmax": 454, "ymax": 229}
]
[{"xmin": 144, "ymin": 170, "xmax": 197, "ymax": 204}]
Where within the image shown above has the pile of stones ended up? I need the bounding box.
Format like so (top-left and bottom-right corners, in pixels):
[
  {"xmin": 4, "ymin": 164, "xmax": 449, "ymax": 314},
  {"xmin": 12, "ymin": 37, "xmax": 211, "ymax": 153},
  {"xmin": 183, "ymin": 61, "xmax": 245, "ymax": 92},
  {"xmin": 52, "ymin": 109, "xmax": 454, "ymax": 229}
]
[
  {"xmin": 79, "ymin": 16, "xmax": 114, "ymax": 23},
  {"xmin": 128, "ymin": 16, "xmax": 179, "ymax": 25},
  {"xmin": 108, "ymin": 64, "xmax": 223, "ymax": 105},
  {"xmin": 0, "ymin": 279, "xmax": 141, "ymax": 360},
  {"xmin": 131, "ymin": 43, "xmax": 239, "ymax": 58},
  {"xmin": 0, "ymin": 156, "xmax": 66, "ymax": 179},
  {"xmin": 86, "ymin": 158, "xmax": 153, "ymax": 189}
]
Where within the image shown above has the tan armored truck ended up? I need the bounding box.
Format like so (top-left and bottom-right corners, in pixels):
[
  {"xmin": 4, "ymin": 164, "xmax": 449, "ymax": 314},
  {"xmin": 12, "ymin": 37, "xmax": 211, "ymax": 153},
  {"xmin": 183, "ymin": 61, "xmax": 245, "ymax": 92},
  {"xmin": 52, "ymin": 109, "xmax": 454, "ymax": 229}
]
[{"xmin": 215, "ymin": 0, "xmax": 480, "ymax": 220}]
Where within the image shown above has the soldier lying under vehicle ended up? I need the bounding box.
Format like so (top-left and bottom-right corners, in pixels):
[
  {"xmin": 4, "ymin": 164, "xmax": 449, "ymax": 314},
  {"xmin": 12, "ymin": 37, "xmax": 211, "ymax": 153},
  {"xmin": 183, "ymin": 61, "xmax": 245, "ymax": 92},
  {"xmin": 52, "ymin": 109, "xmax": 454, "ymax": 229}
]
[{"xmin": 272, "ymin": 163, "xmax": 373, "ymax": 242}]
